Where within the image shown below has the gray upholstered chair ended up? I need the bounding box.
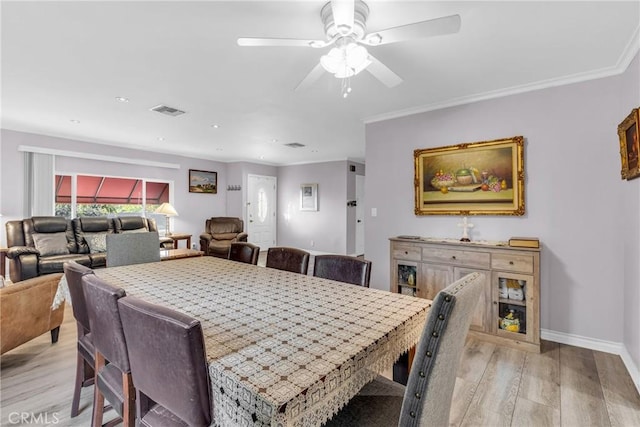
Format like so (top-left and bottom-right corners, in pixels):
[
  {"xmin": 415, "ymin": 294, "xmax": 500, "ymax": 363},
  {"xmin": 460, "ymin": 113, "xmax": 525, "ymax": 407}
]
[
  {"xmin": 118, "ymin": 296, "xmax": 212, "ymax": 427},
  {"xmin": 63, "ymin": 261, "xmax": 96, "ymax": 418},
  {"xmin": 106, "ymin": 232, "xmax": 161, "ymax": 267},
  {"xmin": 265, "ymin": 247, "xmax": 310, "ymax": 275},
  {"xmin": 82, "ymin": 274, "xmax": 135, "ymax": 426},
  {"xmin": 324, "ymin": 272, "xmax": 484, "ymax": 427},
  {"xmin": 228, "ymin": 242, "xmax": 260, "ymax": 265},
  {"xmin": 313, "ymin": 255, "xmax": 372, "ymax": 287}
]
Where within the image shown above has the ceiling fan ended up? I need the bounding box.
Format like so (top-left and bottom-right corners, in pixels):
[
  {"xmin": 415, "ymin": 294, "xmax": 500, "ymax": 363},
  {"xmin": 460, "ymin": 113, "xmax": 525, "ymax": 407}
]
[{"xmin": 237, "ymin": 0, "xmax": 461, "ymax": 96}]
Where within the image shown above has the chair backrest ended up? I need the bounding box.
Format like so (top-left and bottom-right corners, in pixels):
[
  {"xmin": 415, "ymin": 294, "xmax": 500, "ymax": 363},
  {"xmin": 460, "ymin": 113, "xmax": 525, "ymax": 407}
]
[
  {"xmin": 228, "ymin": 242, "xmax": 260, "ymax": 265},
  {"xmin": 82, "ymin": 274, "xmax": 130, "ymax": 372},
  {"xmin": 313, "ymin": 255, "xmax": 372, "ymax": 287},
  {"xmin": 106, "ymin": 232, "xmax": 161, "ymax": 267},
  {"xmin": 205, "ymin": 217, "xmax": 243, "ymax": 236},
  {"xmin": 63, "ymin": 261, "xmax": 95, "ymax": 334},
  {"xmin": 398, "ymin": 272, "xmax": 484, "ymax": 427},
  {"xmin": 266, "ymin": 247, "xmax": 310, "ymax": 274},
  {"xmin": 118, "ymin": 296, "xmax": 212, "ymax": 427}
]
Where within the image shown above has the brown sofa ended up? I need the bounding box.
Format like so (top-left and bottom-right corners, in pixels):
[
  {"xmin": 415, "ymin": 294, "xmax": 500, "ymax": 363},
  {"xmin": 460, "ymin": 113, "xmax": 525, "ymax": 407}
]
[
  {"xmin": 199, "ymin": 217, "xmax": 248, "ymax": 258},
  {"xmin": 5, "ymin": 216, "xmax": 172, "ymax": 282},
  {"xmin": 1, "ymin": 273, "xmax": 65, "ymax": 354}
]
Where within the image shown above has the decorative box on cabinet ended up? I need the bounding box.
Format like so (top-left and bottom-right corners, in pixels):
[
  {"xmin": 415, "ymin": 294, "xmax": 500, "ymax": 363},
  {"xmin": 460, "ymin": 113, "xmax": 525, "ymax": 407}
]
[{"xmin": 390, "ymin": 237, "xmax": 540, "ymax": 352}]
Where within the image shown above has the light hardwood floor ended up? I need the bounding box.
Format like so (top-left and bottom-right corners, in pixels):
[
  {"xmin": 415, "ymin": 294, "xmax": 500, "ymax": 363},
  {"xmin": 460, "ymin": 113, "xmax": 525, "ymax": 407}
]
[{"xmin": 1, "ymin": 304, "xmax": 639, "ymax": 426}]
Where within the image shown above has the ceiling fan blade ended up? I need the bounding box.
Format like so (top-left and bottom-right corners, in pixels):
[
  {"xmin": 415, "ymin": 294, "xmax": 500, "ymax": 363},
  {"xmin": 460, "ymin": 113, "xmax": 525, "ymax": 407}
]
[
  {"xmin": 295, "ymin": 63, "xmax": 326, "ymax": 92},
  {"xmin": 362, "ymin": 14, "xmax": 461, "ymax": 46},
  {"xmin": 331, "ymin": 0, "xmax": 355, "ymax": 34},
  {"xmin": 238, "ymin": 37, "xmax": 325, "ymax": 48},
  {"xmin": 366, "ymin": 55, "xmax": 403, "ymax": 88}
]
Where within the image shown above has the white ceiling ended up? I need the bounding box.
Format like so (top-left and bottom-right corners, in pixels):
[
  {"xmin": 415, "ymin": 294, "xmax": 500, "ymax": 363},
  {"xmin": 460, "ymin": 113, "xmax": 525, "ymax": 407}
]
[{"xmin": 1, "ymin": 1, "xmax": 639, "ymax": 166}]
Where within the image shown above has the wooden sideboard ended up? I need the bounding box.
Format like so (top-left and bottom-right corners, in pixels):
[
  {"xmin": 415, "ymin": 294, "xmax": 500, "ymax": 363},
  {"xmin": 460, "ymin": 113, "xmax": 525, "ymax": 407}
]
[{"xmin": 390, "ymin": 237, "xmax": 541, "ymax": 352}]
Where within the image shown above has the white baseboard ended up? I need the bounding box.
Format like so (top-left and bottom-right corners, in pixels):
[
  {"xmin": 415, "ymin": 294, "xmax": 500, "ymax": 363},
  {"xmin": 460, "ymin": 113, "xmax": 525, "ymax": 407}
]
[{"xmin": 541, "ymin": 328, "xmax": 640, "ymax": 394}]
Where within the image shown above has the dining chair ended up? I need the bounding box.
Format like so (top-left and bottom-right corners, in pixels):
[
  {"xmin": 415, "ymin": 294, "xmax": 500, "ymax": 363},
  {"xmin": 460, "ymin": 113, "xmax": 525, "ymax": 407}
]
[
  {"xmin": 324, "ymin": 272, "xmax": 484, "ymax": 427},
  {"xmin": 63, "ymin": 261, "xmax": 96, "ymax": 418},
  {"xmin": 106, "ymin": 231, "xmax": 161, "ymax": 267},
  {"xmin": 313, "ymin": 254, "xmax": 372, "ymax": 287},
  {"xmin": 82, "ymin": 274, "xmax": 135, "ymax": 427},
  {"xmin": 228, "ymin": 242, "xmax": 260, "ymax": 265},
  {"xmin": 265, "ymin": 247, "xmax": 310, "ymax": 274},
  {"xmin": 118, "ymin": 296, "xmax": 212, "ymax": 427}
]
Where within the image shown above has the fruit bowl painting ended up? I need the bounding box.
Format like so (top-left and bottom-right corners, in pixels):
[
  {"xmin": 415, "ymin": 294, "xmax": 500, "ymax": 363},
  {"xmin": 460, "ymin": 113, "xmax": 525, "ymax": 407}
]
[{"xmin": 414, "ymin": 136, "xmax": 525, "ymax": 216}]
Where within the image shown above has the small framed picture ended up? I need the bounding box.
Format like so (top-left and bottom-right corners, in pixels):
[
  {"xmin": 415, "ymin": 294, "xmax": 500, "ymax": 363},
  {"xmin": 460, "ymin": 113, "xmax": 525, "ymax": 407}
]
[
  {"xmin": 618, "ymin": 108, "xmax": 640, "ymax": 180},
  {"xmin": 189, "ymin": 169, "xmax": 217, "ymax": 194},
  {"xmin": 300, "ymin": 183, "xmax": 318, "ymax": 211}
]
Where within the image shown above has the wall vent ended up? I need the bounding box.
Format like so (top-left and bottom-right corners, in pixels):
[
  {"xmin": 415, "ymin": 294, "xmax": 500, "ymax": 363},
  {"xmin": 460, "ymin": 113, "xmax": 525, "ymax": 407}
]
[
  {"xmin": 150, "ymin": 104, "xmax": 186, "ymax": 117},
  {"xmin": 284, "ymin": 142, "xmax": 305, "ymax": 148}
]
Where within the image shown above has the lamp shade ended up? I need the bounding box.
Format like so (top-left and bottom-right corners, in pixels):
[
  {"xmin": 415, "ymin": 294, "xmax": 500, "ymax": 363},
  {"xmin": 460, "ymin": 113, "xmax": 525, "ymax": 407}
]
[{"xmin": 154, "ymin": 203, "xmax": 178, "ymax": 216}]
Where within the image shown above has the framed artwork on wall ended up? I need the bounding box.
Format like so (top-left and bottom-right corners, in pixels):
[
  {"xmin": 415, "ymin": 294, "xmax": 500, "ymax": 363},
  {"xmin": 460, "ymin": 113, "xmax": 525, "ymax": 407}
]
[
  {"xmin": 300, "ymin": 183, "xmax": 318, "ymax": 211},
  {"xmin": 189, "ymin": 169, "xmax": 217, "ymax": 194},
  {"xmin": 618, "ymin": 107, "xmax": 640, "ymax": 180},
  {"xmin": 414, "ymin": 136, "xmax": 525, "ymax": 216}
]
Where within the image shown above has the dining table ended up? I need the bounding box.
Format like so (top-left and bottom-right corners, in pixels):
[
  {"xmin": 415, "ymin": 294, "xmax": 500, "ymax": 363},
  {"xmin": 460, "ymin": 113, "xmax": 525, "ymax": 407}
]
[{"xmin": 56, "ymin": 256, "xmax": 431, "ymax": 427}]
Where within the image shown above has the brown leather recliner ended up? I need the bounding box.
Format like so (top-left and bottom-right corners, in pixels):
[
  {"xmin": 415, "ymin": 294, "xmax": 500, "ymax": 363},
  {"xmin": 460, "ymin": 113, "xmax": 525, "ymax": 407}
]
[
  {"xmin": 1, "ymin": 273, "xmax": 65, "ymax": 354},
  {"xmin": 199, "ymin": 217, "xmax": 248, "ymax": 258}
]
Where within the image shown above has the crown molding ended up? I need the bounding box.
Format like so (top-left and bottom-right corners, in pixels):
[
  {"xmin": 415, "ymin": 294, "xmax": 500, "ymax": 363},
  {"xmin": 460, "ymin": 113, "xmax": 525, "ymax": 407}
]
[{"xmin": 365, "ymin": 25, "xmax": 640, "ymax": 125}]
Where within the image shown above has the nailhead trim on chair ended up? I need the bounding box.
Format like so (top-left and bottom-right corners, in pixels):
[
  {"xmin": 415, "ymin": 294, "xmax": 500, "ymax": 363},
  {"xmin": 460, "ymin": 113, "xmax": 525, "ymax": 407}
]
[{"xmin": 402, "ymin": 292, "xmax": 456, "ymax": 425}]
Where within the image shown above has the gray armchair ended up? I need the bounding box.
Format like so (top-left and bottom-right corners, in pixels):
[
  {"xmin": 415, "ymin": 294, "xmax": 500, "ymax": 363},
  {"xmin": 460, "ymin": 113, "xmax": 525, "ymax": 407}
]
[{"xmin": 199, "ymin": 217, "xmax": 247, "ymax": 258}]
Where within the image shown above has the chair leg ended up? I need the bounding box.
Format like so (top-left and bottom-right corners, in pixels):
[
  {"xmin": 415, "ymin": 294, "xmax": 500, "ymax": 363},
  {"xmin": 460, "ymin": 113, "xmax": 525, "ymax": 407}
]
[
  {"xmin": 92, "ymin": 352, "xmax": 106, "ymax": 427},
  {"xmin": 71, "ymin": 353, "xmax": 84, "ymax": 417},
  {"xmin": 122, "ymin": 372, "xmax": 135, "ymax": 426},
  {"xmin": 50, "ymin": 326, "xmax": 60, "ymax": 343}
]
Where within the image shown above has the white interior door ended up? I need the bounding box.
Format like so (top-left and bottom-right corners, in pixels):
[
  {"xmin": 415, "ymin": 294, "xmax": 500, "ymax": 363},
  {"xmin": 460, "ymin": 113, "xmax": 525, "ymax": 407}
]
[
  {"xmin": 247, "ymin": 174, "xmax": 276, "ymax": 251},
  {"xmin": 355, "ymin": 175, "xmax": 365, "ymax": 255}
]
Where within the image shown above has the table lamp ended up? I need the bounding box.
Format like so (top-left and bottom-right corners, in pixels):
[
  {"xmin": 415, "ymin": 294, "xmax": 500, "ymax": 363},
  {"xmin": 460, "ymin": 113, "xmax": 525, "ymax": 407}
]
[{"xmin": 154, "ymin": 203, "xmax": 178, "ymax": 236}]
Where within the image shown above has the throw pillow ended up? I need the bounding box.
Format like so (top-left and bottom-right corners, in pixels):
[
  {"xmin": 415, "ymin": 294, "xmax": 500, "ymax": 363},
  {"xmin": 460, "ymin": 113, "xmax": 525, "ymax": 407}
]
[
  {"xmin": 32, "ymin": 232, "xmax": 70, "ymax": 256},
  {"xmin": 85, "ymin": 233, "xmax": 107, "ymax": 254}
]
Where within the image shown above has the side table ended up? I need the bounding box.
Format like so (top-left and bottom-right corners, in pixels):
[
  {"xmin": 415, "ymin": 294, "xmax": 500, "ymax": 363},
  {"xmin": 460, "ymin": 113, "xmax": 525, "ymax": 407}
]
[
  {"xmin": 160, "ymin": 248, "xmax": 204, "ymax": 261},
  {"xmin": 0, "ymin": 247, "xmax": 8, "ymax": 279},
  {"xmin": 168, "ymin": 233, "xmax": 192, "ymax": 249}
]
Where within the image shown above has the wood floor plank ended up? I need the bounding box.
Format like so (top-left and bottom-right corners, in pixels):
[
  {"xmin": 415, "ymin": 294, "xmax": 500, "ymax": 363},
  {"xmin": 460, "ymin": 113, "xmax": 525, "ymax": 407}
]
[
  {"xmin": 518, "ymin": 340, "xmax": 560, "ymax": 409},
  {"xmin": 461, "ymin": 346, "xmax": 526, "ymax": 425},
  {"xmin": 560, "ymin": 344, "xmax": 611, "ymax": 427},
  {"xmin": 594, "ymin": 351, "xmax": 640, "ymax": 427},
  {"xmin": 512, "ymin": 397, "xmax": 560, "ymax": 427},
  {"xmin": 450, "ymin": 377, "xmax": 479, "ymax": 427},
  {"xmin": 457, "ymin": 337, "xmax": 496, "ymax": 384}
]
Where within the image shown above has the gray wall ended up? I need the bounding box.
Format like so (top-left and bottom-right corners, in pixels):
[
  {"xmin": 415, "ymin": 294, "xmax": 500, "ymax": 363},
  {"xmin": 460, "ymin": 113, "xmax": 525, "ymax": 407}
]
[
  {"xmin": 365, "ymin": 53, "xmax": 639, "ymax": 376},
  {"xmin": 620, "ymin": 54, "xmax": 640, "ymax": 379},
  {"xmin": 346, "ymin": 161, "xmax": 365, "ymax": 255},
  {"xmin": 226, "ymin": 161, "xmax": 278, "ymax": 220},
  {"xmin": 277, "ymin": 161, "xmax": 348, "ymax": 253}
]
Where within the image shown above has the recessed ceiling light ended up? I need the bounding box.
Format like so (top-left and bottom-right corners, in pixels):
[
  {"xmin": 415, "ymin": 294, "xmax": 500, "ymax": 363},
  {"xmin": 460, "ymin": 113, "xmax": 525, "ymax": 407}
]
[
  {"xmin": 211, "ymin": 124, "xmax": 220, "ymax": 129},
  {"xmin": 158, "ymin": 137, "xmax": 165, "ymax": 141},
  {"xmin": 115, "ymin": 97, "xmax": 129, "ymax": 103},
  {"xmin": 216, "ymin": 148, "xmax": 224, "ymax": 151},
  {"xmin": 70, "ymin": 119, "xmax": 80, "ymax": 124},
  {"xmin": 259, "ymin": 155, "xmax": 265, "ymax": 160},
  {"xmin": 311, "ymin": 149, "xmax": 319, "ymax": 153},
  {"xmin": 271, "ymin": 138, "xmax": 278, "ymax": 143}
]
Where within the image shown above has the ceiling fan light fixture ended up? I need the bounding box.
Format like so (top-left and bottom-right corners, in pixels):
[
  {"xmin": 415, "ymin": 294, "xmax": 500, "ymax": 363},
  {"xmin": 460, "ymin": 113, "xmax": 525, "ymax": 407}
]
[
  {"xmin": 365, "ymin": 33, "xmax": 382, "ymax": 45},
  {"xmin": 320, "ymin": 42, "xmax": 371, "ymax": 78}
]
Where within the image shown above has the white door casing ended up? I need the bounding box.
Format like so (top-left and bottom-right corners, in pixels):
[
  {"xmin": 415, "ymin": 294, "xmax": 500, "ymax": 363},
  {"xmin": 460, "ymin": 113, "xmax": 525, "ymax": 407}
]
[{"xmin": 355, "ymin": 174, "xmax": 365, "ymax": 255}]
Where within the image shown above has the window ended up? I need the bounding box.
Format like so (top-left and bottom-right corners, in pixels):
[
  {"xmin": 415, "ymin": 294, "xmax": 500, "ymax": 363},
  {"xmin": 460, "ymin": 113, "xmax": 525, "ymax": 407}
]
[{"xmin": 55, "ymin": 174, "xmax": 171, "ymax": 232}]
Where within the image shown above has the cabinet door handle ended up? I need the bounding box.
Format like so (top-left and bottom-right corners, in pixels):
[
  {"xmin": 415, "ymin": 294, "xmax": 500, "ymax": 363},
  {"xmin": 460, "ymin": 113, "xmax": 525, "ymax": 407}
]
[
  {"xmin": 509, "ymin": 261, "xmax": 514, "ymax": 265},
  {"xmin": 404, "ymin": 251, "xmax": 408, "ymax": 255},
  {"xmin": 452, "ymin": 256, "xmax": 457, "ymax": 260},
  {"xmin": 493, "ymin": 301, "xmax": 497, "ymax": 305}
]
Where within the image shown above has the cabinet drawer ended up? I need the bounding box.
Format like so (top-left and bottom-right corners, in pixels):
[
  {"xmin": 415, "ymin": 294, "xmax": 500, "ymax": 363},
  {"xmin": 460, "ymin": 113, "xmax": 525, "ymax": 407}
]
[
  {"xmin": 422, "ymin": 248, "xmax": 490, "ymax": 269},
  {"xmin": 492, "ymin": 253, "xmax": 534, "ymax": 273},
  {"xmin": 392, "ymin": 245, "xmax": 421, "ymax": 261}
]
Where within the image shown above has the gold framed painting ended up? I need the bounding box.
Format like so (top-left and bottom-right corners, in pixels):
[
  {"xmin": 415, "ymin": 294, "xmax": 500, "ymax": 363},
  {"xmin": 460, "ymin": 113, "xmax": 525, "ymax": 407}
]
[
  {"xmin": 189, "ymin": 169, "xmax": 217, "ymax": 194},
  {"xmin": 414, "ymin": 136, "xmax": 525, "ymax": 216},
  {"xmin": 618, "ymin": 108, "xmax": 640, "ymax": 180}
]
